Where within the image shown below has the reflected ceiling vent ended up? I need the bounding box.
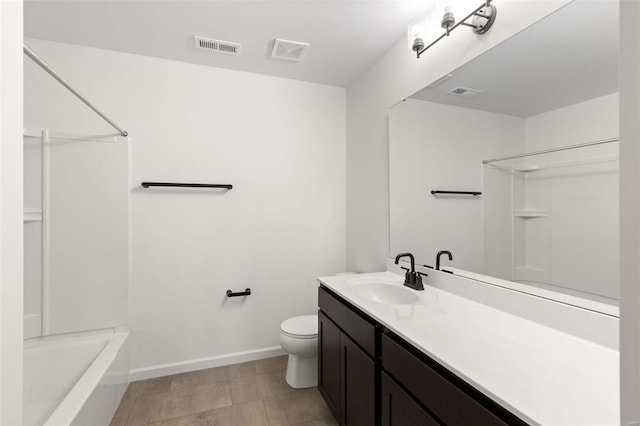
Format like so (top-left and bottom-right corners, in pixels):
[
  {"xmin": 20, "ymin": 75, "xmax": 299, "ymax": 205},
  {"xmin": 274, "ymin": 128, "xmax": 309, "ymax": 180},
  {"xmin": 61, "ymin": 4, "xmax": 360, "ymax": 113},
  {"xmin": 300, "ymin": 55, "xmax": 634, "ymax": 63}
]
[
  {"xmin": 194, "ymin": 36, "xmax": 241, "ymax": 56},
  {"xmin": 271, "ymin": 39, "xmax": 310, "ymax": 62},
  {"xmin": 447, "ymin": 86, "xmax": 483, "ymax": 98}
]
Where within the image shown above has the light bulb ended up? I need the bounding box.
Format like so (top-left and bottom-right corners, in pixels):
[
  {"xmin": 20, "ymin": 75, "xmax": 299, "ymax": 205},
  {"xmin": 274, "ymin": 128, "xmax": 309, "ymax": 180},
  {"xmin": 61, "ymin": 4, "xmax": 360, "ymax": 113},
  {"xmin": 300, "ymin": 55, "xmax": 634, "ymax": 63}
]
[
  {"xmin": 407, "ymin": 16, "xmax": 428, "ymax": 53},
  {"xmin": 441, "ymin": 4, "xmax": 456, "ymax": 30},
  {"xmin": 441, "ymin": 1, "xmax": 458, "ymax": 18}
]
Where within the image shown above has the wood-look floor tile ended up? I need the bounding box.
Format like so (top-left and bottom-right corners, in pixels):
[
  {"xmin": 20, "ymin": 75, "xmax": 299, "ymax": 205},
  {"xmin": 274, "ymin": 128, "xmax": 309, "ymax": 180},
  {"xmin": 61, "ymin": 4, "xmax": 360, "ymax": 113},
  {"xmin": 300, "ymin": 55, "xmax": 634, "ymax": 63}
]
[
  {"xmin": 264, "ymin": 389, "xmax": 332, "ymax": 425},
  {"xmin": 126, "ymin": 381, "xmax": 232, "ymax": 425},
  {"xmin": 111, "ymin": 357, "xmax": 334, "ymax": 426},
  {"xmin": 170, "ymin": 366, "xmax": 229, "ymax": 391},
  {"xmin": 227, "ymin": 361, "xmax": 257, "ymax": 379},
  {"xmin": 124, "ymin": 376, "xmax": 173, "ymax": 400},
  {"xmin": 230, "ymin": 400, "xmax": 269, "ymax": 426},
  {"xmin": 255, "ymin": 355, "xmax": 288, "ymax": 374},
  {"xmin": 110, "ymin": 396, "xmax": 135, "ymax": 426},
  {"xmin": 288, "ymin": 389, "xmax": 332, "ymax": 424},
  {"xmin": 262, "ymin": 393, "xmax": 291, "ymax": 426},
  {"xmin": 295, "ymin": 415, "xmax": 338, "ymax": 426},
  {"xmin": 146, "ymin": 406, "xmax": 232, "ymax": 426},
  {"xmin": 230, "ymin": 374, "xmax": 261, "ymax": 404},
  {"xmin": 256, "ymin": 370, "xmax": 295, "ymax": 399}
]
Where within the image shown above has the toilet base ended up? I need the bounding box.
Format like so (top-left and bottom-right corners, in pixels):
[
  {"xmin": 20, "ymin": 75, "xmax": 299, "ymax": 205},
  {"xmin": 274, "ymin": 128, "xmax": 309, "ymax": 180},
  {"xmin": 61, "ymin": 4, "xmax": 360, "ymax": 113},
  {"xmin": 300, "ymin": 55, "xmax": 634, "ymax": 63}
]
[{"xmin": 285, "ymin": 354, "xmax": 318, "ymax": 388}]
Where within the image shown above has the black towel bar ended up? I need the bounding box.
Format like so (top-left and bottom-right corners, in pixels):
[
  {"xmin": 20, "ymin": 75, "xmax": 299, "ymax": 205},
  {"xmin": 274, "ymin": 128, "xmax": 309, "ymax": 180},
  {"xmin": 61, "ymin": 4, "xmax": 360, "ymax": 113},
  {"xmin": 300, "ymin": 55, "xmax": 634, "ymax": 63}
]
[
  {"xmin": 226, "ymin": 288, "xmax": 251, "ymax": 297},
  {"xmin": 431, "ymin": 190, "xmax": 481, "ymax": 196},
  {"xmin": 142, "ymin": 182, "xmax": 232, "ymax": 189}
]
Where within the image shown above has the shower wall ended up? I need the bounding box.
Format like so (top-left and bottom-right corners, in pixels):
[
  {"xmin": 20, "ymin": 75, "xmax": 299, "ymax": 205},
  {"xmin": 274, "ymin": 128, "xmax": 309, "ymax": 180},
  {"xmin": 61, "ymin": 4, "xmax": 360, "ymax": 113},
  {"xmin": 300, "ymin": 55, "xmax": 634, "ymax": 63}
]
[
  {"xmin": 24, "ymin": 40, "xmax": 130, "ymax": 339},
  {"xmin": 23, "ymin": 134, "xmax": 43, "ymax": 338},
  {"xmin": 22, "ymin": 130, "xmax": 129, "ymax": 338}
]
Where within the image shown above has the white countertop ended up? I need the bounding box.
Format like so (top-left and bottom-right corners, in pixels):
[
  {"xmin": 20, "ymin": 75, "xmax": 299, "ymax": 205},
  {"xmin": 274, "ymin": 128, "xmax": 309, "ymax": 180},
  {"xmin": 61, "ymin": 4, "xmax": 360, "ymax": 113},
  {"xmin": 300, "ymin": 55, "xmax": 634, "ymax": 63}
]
[{"xmin": 318, "ymin": 271, "xmax": 619, "ymax": 426}]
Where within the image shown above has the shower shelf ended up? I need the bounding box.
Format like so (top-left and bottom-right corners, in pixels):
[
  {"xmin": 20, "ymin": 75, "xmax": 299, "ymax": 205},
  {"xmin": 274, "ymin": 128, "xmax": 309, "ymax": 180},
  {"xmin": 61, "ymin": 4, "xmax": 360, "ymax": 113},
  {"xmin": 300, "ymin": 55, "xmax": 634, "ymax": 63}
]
[
  {"xmin": 23, "ymin": 209, "xmax": 43, "ymax": 223},
  {"xmin": 513, "ymin": 210, "xmax": 549, "ymax": 218}
]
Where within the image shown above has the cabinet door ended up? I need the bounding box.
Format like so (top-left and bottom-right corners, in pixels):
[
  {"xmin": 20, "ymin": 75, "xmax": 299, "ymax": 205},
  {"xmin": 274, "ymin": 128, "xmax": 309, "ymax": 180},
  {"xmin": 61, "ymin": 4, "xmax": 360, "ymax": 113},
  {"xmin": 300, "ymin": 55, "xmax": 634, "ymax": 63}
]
[
  {"xmin": 381, "ymin": 372, "xmax": 438, "ymax": 426},
  {"xmin": 341, "ymin": 334, "xmax": 375, "ymax": 426},
  {"xmin": 318, "ymin": 311, "xmax": 341, "ymax": 421},
  {"xmin": 382, "ymin": 333, "xmax": 523, "ymax": 425}
]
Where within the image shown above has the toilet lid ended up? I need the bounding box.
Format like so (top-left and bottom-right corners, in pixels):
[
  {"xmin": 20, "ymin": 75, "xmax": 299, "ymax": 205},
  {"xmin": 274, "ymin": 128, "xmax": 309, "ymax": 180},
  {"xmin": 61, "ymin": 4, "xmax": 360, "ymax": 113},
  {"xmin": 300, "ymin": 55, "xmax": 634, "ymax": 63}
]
[{"xmin": 280, "ymin": 315, "xmax": 318, "ymax": 338}]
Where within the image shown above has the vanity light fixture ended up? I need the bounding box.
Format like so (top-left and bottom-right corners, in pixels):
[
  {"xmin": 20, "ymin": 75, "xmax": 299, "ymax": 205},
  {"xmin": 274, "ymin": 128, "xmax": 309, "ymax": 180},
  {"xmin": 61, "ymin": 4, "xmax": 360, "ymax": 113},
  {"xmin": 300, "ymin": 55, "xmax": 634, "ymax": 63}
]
[{"xmin": 409, "ymin": 0, "xmax": 497, "ymax": 58}]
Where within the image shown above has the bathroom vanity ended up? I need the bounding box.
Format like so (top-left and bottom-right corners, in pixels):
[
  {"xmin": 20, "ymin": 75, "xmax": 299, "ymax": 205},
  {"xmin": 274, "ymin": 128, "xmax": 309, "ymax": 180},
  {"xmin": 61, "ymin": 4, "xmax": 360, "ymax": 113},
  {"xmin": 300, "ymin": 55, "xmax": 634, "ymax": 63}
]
[{"xmin": 317, "ymin": 272, "xmax": 618, "ymax": 426}]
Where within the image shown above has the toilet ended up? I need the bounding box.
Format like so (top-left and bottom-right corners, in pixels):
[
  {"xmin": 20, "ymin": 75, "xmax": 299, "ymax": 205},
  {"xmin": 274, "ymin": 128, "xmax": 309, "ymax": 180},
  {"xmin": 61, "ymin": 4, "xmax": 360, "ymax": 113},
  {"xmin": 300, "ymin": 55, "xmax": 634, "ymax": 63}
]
[{"xmin": 279, "ymin": 314, "xmax": 318, "ymax": 388}]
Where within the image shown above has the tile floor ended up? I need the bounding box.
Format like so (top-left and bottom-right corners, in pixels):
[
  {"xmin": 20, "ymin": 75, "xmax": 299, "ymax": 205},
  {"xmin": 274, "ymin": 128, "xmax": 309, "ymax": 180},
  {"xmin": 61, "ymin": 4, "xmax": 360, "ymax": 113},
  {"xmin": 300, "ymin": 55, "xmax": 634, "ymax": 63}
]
[{"xmin": 110, "ymin": 355, "xmax": 338, "ymax": 426}]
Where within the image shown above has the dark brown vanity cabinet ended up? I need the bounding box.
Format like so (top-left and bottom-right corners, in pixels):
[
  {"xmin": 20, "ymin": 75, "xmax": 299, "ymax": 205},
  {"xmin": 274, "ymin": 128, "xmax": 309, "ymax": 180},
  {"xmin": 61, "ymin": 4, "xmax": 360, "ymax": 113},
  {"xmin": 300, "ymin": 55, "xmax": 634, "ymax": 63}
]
[
  {"xmin": 318, "ymin": 287, "xmax": 376, "ymax": 426},
  {"xmin": 381, "ymin": 332, "xmax": 527, "ymax": 426},
  {"xmin": 381, "ymin": 371, "xmax": 438, "ymax": 426},
  {"xmin": 318, "ymin": 285, "xmax": 528, "ymax": 426}
]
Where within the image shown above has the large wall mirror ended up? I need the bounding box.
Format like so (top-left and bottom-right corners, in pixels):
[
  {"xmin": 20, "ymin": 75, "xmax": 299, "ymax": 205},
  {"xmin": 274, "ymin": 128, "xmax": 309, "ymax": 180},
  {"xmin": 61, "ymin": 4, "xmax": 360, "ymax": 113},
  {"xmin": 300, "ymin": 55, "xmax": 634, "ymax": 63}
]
[{"xmin": 389, "ymin": 0, "xmax": 619, "ymax": 314}]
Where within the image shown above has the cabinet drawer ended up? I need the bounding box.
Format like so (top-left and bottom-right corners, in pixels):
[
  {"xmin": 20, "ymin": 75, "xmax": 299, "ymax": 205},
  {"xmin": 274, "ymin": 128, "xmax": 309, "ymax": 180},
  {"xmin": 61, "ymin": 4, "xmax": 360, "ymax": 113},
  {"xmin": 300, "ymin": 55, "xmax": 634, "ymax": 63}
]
[
  {"xmin": 382, "ymin": 332, "xmax": 527, "ymax": 426},
  {"xmin": 318, "ymin": 286, "xmax": 375, "ymax": 357}
]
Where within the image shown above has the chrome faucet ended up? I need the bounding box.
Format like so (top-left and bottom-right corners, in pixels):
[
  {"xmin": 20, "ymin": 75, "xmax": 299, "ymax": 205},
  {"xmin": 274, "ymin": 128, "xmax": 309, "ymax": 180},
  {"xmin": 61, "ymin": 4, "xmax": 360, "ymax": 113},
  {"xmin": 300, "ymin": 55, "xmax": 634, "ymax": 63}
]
[
  {"xmin": 394, "ymin": 252, "xmax": 425, "ymax": 291},
  {"xmin": 436, "ymin": 250, "xmax": 453, "ymax": 271}
]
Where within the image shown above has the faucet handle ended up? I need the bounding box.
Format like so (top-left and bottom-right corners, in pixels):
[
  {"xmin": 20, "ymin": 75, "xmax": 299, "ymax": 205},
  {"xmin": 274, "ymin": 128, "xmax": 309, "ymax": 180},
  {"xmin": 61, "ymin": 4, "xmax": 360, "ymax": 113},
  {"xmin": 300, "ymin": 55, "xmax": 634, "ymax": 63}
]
[
  {"xmin": 400, "ymin": 267, "xmax": 412, "ymax": 284},
  {"xmin": 407, "ymin": 272, "xmax": 425, "ymax": 291}
]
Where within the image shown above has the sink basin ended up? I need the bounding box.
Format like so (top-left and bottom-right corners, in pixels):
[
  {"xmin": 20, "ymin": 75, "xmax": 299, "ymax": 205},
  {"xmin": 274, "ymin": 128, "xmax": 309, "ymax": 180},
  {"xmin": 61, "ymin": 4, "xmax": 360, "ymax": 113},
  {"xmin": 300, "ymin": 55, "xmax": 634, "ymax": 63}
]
[{"xmin": 352, "ymin": 282, "xmax": 419, "ymax": 305}]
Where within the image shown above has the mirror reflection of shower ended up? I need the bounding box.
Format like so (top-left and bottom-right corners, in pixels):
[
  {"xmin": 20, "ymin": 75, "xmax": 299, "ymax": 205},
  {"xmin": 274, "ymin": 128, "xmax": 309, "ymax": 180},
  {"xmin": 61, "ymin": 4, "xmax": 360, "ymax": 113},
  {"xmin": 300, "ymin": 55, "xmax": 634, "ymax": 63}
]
[{"xmin": 483, "ymin": 139, "xmax": 619, "ymax": 303}]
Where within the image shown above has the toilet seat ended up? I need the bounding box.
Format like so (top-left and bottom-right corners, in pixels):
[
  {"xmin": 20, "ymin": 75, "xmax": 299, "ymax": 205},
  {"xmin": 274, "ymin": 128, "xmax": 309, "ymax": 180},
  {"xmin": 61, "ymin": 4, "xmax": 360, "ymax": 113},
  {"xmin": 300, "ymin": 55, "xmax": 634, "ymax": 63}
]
[{"xmin": 280, "ymin": 315, "xmax": 317, "ymax": 339}]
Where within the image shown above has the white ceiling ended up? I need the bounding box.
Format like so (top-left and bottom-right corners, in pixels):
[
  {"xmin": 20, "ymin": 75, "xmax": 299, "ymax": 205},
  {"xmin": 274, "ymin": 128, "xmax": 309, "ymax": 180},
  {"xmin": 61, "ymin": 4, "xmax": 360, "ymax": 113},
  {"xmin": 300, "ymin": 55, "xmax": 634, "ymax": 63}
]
[
  {"xmin": 411, "ymin": 0, "xmax": 618, "ymax": 117},
  {"xmin": 24, "ymin": 0, "xmax": 432, "ymax": 88}
]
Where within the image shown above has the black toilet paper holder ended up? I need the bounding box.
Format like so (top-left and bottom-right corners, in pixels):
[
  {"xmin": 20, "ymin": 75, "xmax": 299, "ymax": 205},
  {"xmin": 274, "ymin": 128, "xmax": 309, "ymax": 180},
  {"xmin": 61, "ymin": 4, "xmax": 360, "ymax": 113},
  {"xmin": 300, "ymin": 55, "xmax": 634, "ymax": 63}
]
[{"xmin": 226, "ymin": 288, "xmax": 251, "ymax": 297}]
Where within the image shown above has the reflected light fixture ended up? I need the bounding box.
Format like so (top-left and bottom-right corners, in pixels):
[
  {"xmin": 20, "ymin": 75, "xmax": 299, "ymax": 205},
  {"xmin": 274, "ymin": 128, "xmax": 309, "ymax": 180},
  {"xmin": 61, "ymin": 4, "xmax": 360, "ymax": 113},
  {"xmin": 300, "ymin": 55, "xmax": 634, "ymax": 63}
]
[{"xmin": 409, "ymin": 0, "xmax": 497, "ymax": 58}]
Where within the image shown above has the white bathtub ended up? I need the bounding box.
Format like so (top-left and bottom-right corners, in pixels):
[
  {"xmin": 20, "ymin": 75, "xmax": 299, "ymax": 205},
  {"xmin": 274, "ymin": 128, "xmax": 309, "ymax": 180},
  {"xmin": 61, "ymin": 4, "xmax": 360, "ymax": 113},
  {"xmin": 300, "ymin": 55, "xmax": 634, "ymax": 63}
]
[{"xmin": 24, "ymin": 329, "xmax": 129, "ymax": 426}]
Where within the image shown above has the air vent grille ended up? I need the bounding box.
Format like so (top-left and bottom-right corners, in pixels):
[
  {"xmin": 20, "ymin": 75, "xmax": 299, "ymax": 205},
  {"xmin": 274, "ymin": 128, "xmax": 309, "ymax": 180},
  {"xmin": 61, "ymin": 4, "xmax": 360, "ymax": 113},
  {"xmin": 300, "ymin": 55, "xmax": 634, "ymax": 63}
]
[
  {"xmin": 447, "ymin": 86, "xmax": 483, "ymax": 98},
  {"xmin": 271, "ymin": 39, "xmax": 310, "ymax": 62},
  {"xmin": 194, "ymin": 36, "xmax": 241, "ymax": 56}
]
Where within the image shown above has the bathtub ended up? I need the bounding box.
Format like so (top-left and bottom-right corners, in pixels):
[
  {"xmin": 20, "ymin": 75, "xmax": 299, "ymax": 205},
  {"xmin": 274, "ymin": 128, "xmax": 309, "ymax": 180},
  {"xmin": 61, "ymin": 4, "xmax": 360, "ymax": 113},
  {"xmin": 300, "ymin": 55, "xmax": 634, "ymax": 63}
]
[{"xmin": 24, "ymin": 328, "xmax": 129, "ymax": 426}]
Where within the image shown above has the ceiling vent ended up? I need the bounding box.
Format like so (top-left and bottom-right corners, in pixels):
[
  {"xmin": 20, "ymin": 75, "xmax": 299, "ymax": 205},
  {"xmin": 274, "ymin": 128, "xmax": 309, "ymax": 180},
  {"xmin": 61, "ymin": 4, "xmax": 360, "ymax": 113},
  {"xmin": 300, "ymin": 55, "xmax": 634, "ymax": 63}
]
[
  {"xmin": 194, "ymin": 36, "xmax": 241, "ymax": 56},
  {"xmin": 447, "ymin": 86, "xmax": 483, "ymax": 98},
  {"xmin": 271, "ymin": 39, "xmax": 310, "ymax": 62}
]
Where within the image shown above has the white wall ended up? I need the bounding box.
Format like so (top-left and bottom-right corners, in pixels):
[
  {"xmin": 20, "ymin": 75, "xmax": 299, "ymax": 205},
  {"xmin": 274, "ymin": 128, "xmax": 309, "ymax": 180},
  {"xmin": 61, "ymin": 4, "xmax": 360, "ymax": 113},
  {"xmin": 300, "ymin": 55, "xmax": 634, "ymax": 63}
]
[
  {"xmin": 389, "ymin": 99, "xmax": 524, "ymax": 272},
  {"xmin": 346, "ymin": 0, "xmax": 574, "ymax": 273},
  {"xmin": 0, "ymin": 0, "xmax": 24, "ymax": 423},
  {"xmin": 620, "ymin": 0, "xmax": 640, "ymax": 422},
  {"xmin": 24, "ymin": 39, "xmax": 346, "ymax": 375},
  {"xmin": 525, "ymin": 92, "xmax": 618, "ymax": 150}
]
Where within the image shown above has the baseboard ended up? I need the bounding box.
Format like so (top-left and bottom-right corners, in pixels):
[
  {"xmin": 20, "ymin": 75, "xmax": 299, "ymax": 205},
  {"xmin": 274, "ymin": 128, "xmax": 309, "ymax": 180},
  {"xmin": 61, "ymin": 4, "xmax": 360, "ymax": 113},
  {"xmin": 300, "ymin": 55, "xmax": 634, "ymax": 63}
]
[{"xmin": 128, "ymin": 346, "xmax": 287, "ymax": 382}]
